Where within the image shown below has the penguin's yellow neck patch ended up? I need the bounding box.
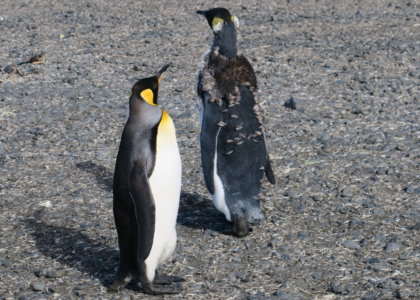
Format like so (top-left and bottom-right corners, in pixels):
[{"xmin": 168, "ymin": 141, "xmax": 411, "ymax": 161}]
[
  {"xmin": 212, "ymin": 17, "xmax": 224, "ymax": 30},
  {"xmin": 141, "ymin": 89, "xmax": 156, "ymax": 106}
]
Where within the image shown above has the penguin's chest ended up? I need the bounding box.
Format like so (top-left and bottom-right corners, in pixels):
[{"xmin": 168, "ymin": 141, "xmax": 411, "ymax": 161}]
[{"xmin": 148, "ymin": 109, "xmax": 181, "ymax": 223}]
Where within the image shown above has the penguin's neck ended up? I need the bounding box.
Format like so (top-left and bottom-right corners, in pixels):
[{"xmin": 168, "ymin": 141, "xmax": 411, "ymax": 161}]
[
  {"xmin": 212, "ymin": 23, "xmax": 237, "ymax": 59},
  {"xmin": 128, "ymin": 98, "xmax": 162, "ymax": 125}
]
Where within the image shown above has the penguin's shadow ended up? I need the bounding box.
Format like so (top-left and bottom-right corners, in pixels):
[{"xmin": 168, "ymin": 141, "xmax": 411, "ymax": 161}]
[
  {"xmin": 75, "ymin": 160, "xmax": 230, "ymax": 232},
  {"xmin": 24, "ymin": 214, "xmax": 120, "ymax": 288},
  {"xmin": 177, "ymin": 192, "xmax": 231, "ymax": 232},
  {"xmin": 76, "ymin": 161, "xmax": 113, "ymax": 192}
]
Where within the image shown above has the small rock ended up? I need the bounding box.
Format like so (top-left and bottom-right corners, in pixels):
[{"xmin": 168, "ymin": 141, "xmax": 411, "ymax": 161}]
[
  {"xmin": 365, "ymin": 257, "xmax": 380, "ymax": 264},
  {"xmin": 396, "ymin": 144, "xmax": 405, "ymax": 151},
  {"xmin": 45, "ymin": 270, "xmax": 57, "ymax": 278},
  {"xmin": 40, "ymin": 117, "xmax": 53, "ymax": 124},
  {"xmin": 74, "ymin": 290, "xmax": 86, "ymax": 296},
  {"xmin": 386, "ymin": 167, "xmax": 394, "ymax": 175},
  {"xmin": 385, "ymin": 243, "xmax": 402, "ymax": 252},
  {"xmin": 405, "ymin": 185, "xmax": 414, "ymax": 194},
  {"xmin": 411, "ymin": 223, "xmax": 420, "ymax": 230},
  {"xmin": 343, "ymin": 240, "xmax": 360, "ymax": 249},
  {"xmin": 341, "ymin": 187, "xmax": 353, "ymax": 197},
  {"xmin": 396, "ymin": 291, "xmax": 409, "ymax": 299},
  {"xmin": 284, "ymin": 97, "xmax": 307, "ymax": 110},
  {"xmin": 32, "ymin": 282, "xmax": 45, "ymax": 291},
  {"xmin": 312, "ymin": 272, "xmax": 322, "ymax": 279},
  {"xmin": 273, "ymin": 290, "xmax": 288, "ymax": 298},
  {"xmin": 56, "ymin": 270, "xmax": 68, "ymax": 278},
  {"xmin": 377, "ymin": 167, "xmax": 387, "ymax": 175},
  {"xmin": 349, "ymin": 220, "xmax": 364, "ymax": 227},
  {"xmin": 373, "ymin": 207, "xmax": 385, "ymax": 215},
  {"xmin": 331, "ymin": 281, "xmax": 345, "ymax": 294},
  {"xmin": 96, "ymin": 149, "xmax": 108, "ymax": 161},
  {"xmin": 353, "ymin": 105, "xmax": 364, "ymax": 114}
]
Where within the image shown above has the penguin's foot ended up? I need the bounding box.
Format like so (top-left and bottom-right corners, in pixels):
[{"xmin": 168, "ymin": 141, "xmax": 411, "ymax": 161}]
[
  {"xmin": 154, "ymin": 275, "xmax": 185, "ymax": 285},
  {"xmin": 222, "ymin": 217, "xmax": 249, "ymax": 237},
  {"xmin": 142, "ymin": 282, "xmax": 181, "ymax": 295},
  {"xmin": 108, "ymin": 271, "xmax": 132, "ymax": 292}
]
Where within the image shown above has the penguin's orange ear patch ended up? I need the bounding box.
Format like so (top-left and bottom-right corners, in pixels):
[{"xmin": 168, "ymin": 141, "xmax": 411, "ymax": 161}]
[{"xmin": 140, "ymin": 89, "xmax": 156, "ymax": 106}]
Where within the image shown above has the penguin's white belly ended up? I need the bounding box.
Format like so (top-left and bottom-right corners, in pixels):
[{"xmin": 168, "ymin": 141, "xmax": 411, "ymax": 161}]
[
  {"xmin": 145, "ymin": 109, "xmax": 181, "ymax": 282},
  {"xmin": 210, "ymin": 128, "xmax": 231, "ymax": 222}
]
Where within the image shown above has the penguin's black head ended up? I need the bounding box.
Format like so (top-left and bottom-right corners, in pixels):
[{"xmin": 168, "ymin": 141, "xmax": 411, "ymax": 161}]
[
  {"xmin": 196, "ymin": 8, "xmax": 239, "ymax": 35},
  {"xmin": 130, "ymin": 64, "xmax": 171, "ymax": 106}
]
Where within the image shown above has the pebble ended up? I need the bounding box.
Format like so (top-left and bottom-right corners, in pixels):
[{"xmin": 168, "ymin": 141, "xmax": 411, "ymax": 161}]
[
  {"xmin": 45, "ymin": 270, "xmax": 57, "ymax": 278},
  {"xmin": 385, "ymin": 243, "xmax": 402, "ymax": 252},
  {"xmin": 343, "ymin": 240, "xmax": 360, "ymax": 249},
  {"xmin": 32, "ymin": 282, "xmax": 45, "ymax": 291},
  {"xmin": 273, "ymin": 290, "xmax": 288, "ymax": 298},
  {"xmin": 396, "ymin": 291, "xmax": 409, "ymax": 299},
  {"xmin": 331, "ymin": 281, "xmax": 345, "ymax": 294},
  {"xmin": 40, "ymin": 117, "xmax": 53, "ymax": 124}
]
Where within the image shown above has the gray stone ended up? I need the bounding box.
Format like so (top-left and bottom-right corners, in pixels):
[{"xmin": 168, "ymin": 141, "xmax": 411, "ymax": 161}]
[
  {"xmin": 353, "ymin": 105, "xmax": 364, "ymax": 114},
  {"xmin": 377, "ymin": 167, "xmax": 387, "ymax": 175},
  {"xmin": 373, "ymin": 207, "xmax": 385, "ymax": 215},
  {"xmin": 385, "ymin": 243, "xmax": 402, "ymax": 252},
  {"xmin": 45, "ymin": 270, "xmax": 57, "ymax": 278},
  {"xmin": 396, "ymin": 291, "xmax": 409, "ymax": 299},
  {"xmin": 56, "ymin": 269, "xmax": 68, "ymax": 278},
  {"xmin": 32, "ymin": 282, "xmax": 45, "ymax": 291},
  {"xmin": 96, "ymin": 149, "xmax": 108, "ymax": 161},
  {"xmin": 343, "ymin": 240, "xmax": 360, "ymax": 249},
  {"xmin": 341, "ymin": 187, "xmax": 353, "ymax": 197},
  {"xmin": 405, "ymin": 185, "xmax": 414, "ymax": 193},
  {"xmin": 40, "ymin": 117, "xmax": 53, "ymax": 124},
  {"xmin": 273, "ymin": 290, "xmax": 288, "ymax": 298},
  {"xmin": 331, "ymin": 281, "xmax": 345, "ymax": 294},
  {"xmin": 312, "ymin": 272, "xmax": 322, "ymax": 279}
]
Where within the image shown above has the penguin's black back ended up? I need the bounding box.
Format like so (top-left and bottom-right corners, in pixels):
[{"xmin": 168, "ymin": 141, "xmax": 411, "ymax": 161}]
[
  {"xmin": 113, "ymin": 116, "xmax": 159, "ymax": 275},
  {"xmin": 216, "ymin": 86, "xmax": 266, "ymax": 219}
]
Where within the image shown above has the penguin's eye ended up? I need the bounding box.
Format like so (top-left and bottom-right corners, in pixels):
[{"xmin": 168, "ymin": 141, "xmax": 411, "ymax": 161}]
[{"xmin": 140, "ymin": 89, "xmax": 157, "ymax": 106}]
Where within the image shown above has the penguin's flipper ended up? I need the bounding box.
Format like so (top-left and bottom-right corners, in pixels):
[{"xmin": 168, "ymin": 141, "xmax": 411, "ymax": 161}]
[
  {"xmin": 265, "ymin": 157, "xmax": 275, "ymax": 184},
  {"xmin": 128, "ymin": 160, "xmax": 156, "ymax": 261},
  {"xmin": 200, "ymin": 92, "xmax": 223, "ymax": 195}
]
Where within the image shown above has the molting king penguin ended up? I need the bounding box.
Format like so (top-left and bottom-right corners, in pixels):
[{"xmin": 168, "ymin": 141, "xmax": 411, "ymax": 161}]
[
  {"xmin": 110, "ymin": 64, "xmax": 184, "ymax": 294},
  {"xmin": 195, "ymin": 8, "xmax": 275, "ymax": 237}
]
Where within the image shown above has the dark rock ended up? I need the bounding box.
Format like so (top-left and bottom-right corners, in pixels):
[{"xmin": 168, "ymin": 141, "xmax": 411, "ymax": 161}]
[
  {"xmin": 45, "ymin": 270, "xmax": 57, "ymax": 278},
  {"xmin": 284, "ymin": 97, "xmax": 307, "ymax": 110},
  {"xmin": 396, "ymin": 291, "xmax": 409, "ymax": 299},
  {"xmin": 273, "ymin": 290, "xmax": 288, "ymax": 298},
  {"xmin": 365, "ymin": 257, "xmax": 380, "ymax": 264},
  {"xmin": 349, "ymin": 220, "xmax": 364, "ymax": 227}
]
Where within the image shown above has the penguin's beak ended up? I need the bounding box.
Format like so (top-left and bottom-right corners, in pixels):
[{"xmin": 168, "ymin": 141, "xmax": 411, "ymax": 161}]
[
  {"xmin": 196, "ymin": 10, "xmax": 207, "ymax": 16},
  {"xmin": 156, "ymin": 63, "xmax": 171, "ymax": 86}
]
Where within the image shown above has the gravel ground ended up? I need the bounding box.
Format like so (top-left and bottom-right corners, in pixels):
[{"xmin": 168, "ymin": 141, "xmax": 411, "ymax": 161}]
[{"xmin": 1, "ymin": 0, "xmax": 420, "ymax": 299}]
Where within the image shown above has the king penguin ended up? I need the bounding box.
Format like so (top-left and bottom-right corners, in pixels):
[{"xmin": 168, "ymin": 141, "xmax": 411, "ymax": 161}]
[
  {"xmin": 110, "ymin": 64, "xmax": 184, "ymax": 294},
  {"xmin": 195, "ymin": 8, "xmax": 275, "ymax": 237}
]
